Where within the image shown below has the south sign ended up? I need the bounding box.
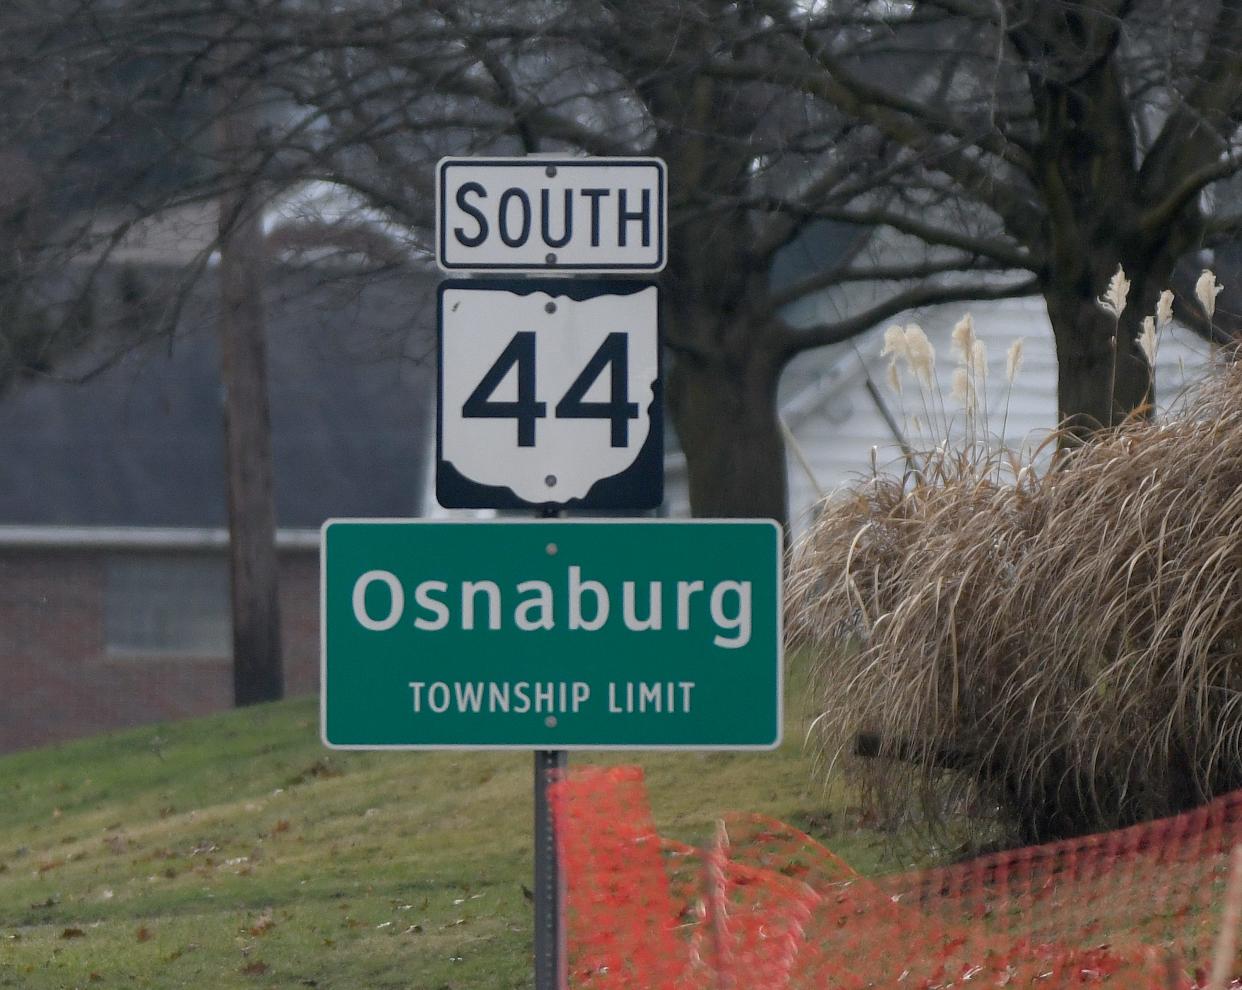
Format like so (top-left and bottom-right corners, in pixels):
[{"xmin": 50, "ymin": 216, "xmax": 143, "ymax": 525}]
[{"xmin": 436, "ymin": 157, "xmax": 666, "ymax": 272}]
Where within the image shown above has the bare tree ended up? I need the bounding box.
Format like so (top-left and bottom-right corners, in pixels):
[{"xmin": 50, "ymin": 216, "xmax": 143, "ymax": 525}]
[
  {"xmin": 734, "ymin": 0, "xmax": 1242, "ymax": 442},
  {"xmin": 7, "ymin": 0, "xmax": 1242, "ymax": 533}
]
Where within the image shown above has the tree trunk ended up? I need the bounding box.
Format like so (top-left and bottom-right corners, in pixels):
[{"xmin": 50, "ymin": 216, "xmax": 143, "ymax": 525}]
[
  {"xmin": 1019, "ymin": 21, "xmax": 1161, "ymax": 441},
  {"xmin": 636, "ymin": 11, "xmax": 795, "ymax": 530},
  {"xmin": 216, "ymin": 64, "xmax": 284, "ymax": 707},
  {"xmin": 667, "ymin": 345, "xmax": 788, "ymax": 528},
  {"xmin": 1045, "ymin": 288, "xmax": 1152, "ymax": 441}
]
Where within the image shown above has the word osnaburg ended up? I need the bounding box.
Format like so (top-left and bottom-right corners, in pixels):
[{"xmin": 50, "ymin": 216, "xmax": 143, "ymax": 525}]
[{"xmin": 350, "ymin": 565, "xmax": 753, "ymax": 649}]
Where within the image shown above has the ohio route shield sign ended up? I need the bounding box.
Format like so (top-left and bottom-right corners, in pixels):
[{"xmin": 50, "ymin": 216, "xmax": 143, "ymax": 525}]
[{"xmin": 436, "ymin": 278, "xmax": 662, "ymax": 510}]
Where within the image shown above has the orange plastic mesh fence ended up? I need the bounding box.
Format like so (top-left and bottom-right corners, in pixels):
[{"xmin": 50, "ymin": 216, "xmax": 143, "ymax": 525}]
[{"xmin": 549, "ymin": 766, "xmax": 1242, "ymax": 990}]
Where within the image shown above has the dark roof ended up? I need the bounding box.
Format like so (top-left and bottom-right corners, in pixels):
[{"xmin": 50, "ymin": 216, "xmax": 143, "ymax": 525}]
[{"xmin": 0, "ymin": 265, "xmax": 436, "ymax": 528}]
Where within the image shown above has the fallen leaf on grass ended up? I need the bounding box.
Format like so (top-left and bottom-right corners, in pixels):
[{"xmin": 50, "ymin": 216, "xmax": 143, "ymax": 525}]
[
  {"xmin": 241, "ymin": 960, "xmax": 269, "ymax": 975},
  {"xmin": 37, "ymin": 858, "xmax": 65, "ymax": 875},
  {"xmin": 247, "ymin": 909, "xmax": 276, "ymax": 936},
  {"xmin": 284, "ymin": 757, "xmax": 341, "ymax": 787},
  {"xmin": 270, "ymin": 819, "xmax": 291, "ymax": 835},
  {"xmin": 61, "ymin": 928, "xmax": 85, "ymax": 939},
  {"xmin": 135, "ymin": 926, "xmax": 152, "ymax": 943}
]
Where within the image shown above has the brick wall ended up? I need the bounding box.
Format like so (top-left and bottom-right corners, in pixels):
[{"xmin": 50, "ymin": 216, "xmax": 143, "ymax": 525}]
[{"xmin": 0, "ymin": 545, "xmax": 320, "ymax": 752}]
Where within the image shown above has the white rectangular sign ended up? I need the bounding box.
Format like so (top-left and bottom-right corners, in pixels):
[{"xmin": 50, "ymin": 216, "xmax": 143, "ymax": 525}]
[{"xmin": 436, "ymin": 157, "xmax": 666, "ymax": 272}]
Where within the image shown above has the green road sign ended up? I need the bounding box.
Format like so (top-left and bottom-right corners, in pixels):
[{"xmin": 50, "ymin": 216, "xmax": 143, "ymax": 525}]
[{"xmin": 321, "ymin": 519, "xmax": 782, "ymax": 750}]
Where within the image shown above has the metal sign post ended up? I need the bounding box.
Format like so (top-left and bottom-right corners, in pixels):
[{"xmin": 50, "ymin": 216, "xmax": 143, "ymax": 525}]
[
  {"xmin": 534, "ymin": 748, "xmax": 567, "ymax": 990},
  {"xmin": 534, "ymin": 504, "xmax": 566, "ymax": 990},
  {"xmin": 441, "ymin": 153, "xmax": 664, "ymax": 990}
]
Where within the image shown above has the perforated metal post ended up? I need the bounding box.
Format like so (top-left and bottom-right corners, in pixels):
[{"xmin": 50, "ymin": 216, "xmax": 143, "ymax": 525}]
[{"xmin": 534, "ymin": 748, "xmax": 567, "ymax": 990}]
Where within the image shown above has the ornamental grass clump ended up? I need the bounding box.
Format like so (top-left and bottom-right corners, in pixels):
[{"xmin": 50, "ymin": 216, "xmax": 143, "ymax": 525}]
[{"xmin": 788, "ymin": 307, "xmax": 1242, "ymax": 843}]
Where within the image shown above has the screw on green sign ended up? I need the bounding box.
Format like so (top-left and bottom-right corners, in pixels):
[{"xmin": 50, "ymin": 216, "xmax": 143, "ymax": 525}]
[{"xmin": 321, "ymin": 519, "xmax": 782, "ymax": 750}]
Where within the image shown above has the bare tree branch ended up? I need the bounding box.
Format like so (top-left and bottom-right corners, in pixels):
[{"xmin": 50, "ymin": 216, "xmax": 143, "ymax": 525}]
[
  {"xmin": 778, "ymin": 276, "xmax": 1040, "ymax": 357},
  {"xmin": 1141, "ymin": 154, "xmax": 1242, "ymax": 236}
]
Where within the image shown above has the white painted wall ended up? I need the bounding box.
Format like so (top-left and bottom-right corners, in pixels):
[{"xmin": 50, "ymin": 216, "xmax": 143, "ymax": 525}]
[{"xmin": 664, "ymin": 296, "xmax": 1215, "ymax": 537}]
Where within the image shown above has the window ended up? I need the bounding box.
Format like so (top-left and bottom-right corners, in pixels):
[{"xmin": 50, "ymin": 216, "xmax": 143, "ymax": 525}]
[{"xmin": 105, "ymin": 554, "xmax": 231, "ymax": 657}]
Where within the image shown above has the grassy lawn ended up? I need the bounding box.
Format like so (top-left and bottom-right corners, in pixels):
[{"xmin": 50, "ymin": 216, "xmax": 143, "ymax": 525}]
[{"xmin": 0, "ymin": 658, "xmax": 946, "ymax": 989}]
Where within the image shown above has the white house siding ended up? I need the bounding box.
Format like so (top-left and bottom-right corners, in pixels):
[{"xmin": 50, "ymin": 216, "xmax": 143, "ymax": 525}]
[
  {"xmin": 785, "ymin": 298, "xmax": 1213, "ymax": 535},
  {"xmin": 663, "ymin": 296, "xmax": 1214, "ymax": 538}
]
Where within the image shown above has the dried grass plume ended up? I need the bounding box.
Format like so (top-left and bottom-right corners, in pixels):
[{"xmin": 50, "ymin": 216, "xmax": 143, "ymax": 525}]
[
  {"xmin": 1137, "ymin": 315, "xmax": 1158, "ymax": 367},
  {"xmin": 1156, "ymin": 289, "xmax": 1174, "ymax": 330},
  {"xmin": 1005, "ymin": 338, "xmax": 1024, "ymax": 384},
  {"xmin": 786, "ymin": 357, "xmax": 1242, "ymax": 841},
  {"xmin": 1098, "ymin": 264, "xmax": 1130, "ymax": 317},
  {"xmin": 1196, "ymin": 269, "xmax": 1223, "ymax": 320}
]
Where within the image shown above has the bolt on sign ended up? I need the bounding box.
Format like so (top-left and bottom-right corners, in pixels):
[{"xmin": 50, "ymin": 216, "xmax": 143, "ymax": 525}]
[
  {"xmin": 437, "ymin": 278, "xmax": 662, "ymax": 510},
  {"xmin": 320, "ymin": 519, "xmax": 782, "ymax": 750},
  {"xmin": 437, "ymin": 157, "xmax": 666, "ymax": 273}
]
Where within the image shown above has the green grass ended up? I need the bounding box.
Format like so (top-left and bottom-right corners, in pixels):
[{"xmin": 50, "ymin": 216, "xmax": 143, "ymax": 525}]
[{"xmin": 0, "ymin": 659, "xmax": 946, "ymax": 989}]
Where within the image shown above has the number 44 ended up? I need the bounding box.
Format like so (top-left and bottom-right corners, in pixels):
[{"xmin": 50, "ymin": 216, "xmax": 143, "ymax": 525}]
[{"xmin": 462, "ymin": 332, "xmax": 640, "ymax": 448}]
